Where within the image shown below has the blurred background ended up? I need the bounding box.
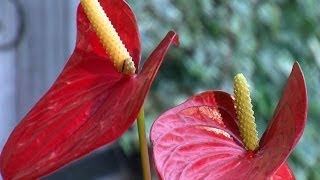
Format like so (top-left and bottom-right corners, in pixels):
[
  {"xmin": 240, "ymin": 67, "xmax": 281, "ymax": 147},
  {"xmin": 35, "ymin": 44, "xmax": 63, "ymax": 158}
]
[{"xmin": 0, "ymin": 0, "xmax": 319, "ymax": 179}]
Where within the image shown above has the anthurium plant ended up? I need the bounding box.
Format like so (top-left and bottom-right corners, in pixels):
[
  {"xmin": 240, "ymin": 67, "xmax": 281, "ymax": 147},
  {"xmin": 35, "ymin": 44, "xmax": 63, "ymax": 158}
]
[
  {"xmin": 0, "ymin": 0, "xmax": 309, "ymax": 179},
  {"xmin": 0, "ymin": 0, "xmax": 177, "ymax": 179},
  {"xmin": 151, "ymin": 62, "xmax": 307, "ymax": 179}
]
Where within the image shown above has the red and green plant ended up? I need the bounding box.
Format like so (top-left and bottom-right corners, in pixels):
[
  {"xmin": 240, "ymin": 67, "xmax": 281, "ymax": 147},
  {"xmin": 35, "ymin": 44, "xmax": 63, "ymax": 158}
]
[
  {"xmin": 0, "ymin": 0, "xmax": 308, "ymax": 180},
  {"xmin": 151, "ymin": 63, "xmax": 307, "ymax": 179}
]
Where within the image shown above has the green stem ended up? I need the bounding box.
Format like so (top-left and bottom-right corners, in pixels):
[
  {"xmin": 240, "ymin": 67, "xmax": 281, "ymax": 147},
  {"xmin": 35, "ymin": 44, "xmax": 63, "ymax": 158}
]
[{"xmin": 137, "ymin": 106, "xmax": 151, "ymax": 180}]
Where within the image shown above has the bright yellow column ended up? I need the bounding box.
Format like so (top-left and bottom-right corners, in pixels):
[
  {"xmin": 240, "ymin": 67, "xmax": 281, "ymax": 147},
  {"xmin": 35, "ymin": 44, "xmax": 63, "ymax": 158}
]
[
  {"xmin": 234, "ymin": 74, "xmax": 259, "ymax": 151},
  {"xmin": 80, "ymin": 0, "xmax": 136, "ymax": 74}
]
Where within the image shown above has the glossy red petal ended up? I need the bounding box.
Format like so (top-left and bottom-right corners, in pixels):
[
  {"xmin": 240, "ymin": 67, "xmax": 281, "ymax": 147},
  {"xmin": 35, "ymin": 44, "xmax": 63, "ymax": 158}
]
[
  {"xmin": 77, "ymin": 0, "xmax": 141, "ymax": 69},
  {"xmin": 272, "ymin": 163, "xmax": 295, "ymax": 180},
  {"xmin": 0, "ymin": 31, "xmax": 177, "ymax": 180},
  {"xmin": 151, "ymin": 77, "xmax": 303, "ymax": 180},
  {"xmin": 151, "ymin": 91, "xmax": 248, "ymax": 180},
  {"xmin": 151, "ymin": 91, "xmax": 241, "ymax": 143},
  {"xmin": 248, "ymin": 62, "xmax": 307, "ymax": 178},
  {"xmin": 0, "ymin": 2, "xmax": 178, "ymax": 178}
]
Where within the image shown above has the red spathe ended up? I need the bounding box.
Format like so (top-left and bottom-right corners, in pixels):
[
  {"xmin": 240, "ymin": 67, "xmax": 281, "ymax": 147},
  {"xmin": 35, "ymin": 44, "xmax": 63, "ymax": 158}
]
[
  {"xmin": 0, "ymin": 0, "xmax": 178, "ymax": 179},
  {"xmin": 151, "ymin": 63, "xmax": 307, "ymax": 180}
]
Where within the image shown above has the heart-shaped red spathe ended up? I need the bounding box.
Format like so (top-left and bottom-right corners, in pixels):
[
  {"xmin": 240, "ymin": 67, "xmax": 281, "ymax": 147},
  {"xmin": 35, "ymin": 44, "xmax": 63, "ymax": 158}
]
[
  {"xmin": 0, "ymin": 0, "xmax": 178, "ymax": 179},
  {"xmin": 151, "ymin": 62, "xmax": 307, "ymax": 180}
]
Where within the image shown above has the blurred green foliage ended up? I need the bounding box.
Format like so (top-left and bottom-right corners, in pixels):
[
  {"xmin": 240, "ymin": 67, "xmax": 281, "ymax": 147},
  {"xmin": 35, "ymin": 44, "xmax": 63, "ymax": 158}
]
[{"xmin": 121, "ymin": 0, "xmax": 320, "ymax": 179}]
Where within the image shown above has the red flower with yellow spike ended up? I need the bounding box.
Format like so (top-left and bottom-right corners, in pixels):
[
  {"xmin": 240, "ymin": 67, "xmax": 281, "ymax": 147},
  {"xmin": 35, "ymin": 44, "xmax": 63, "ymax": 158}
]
[
  {"xmin": 0, "ymin": 0, "xmax": 178, "ymax": 179},
  {"xmin": 151, "ymin": 62, "xmax": 307, "ymax": 179}
]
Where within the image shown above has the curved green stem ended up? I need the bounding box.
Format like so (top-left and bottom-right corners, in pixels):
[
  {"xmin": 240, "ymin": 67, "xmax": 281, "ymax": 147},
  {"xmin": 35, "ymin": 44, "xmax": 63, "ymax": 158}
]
[{"xmin": 137, "ymin": 106, "xmax": 151, "ymax": 180}]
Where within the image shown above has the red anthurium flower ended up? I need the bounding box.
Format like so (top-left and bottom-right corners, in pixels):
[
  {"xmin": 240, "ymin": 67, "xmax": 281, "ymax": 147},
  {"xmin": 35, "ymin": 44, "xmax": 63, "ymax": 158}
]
[
  {"xmin": 151, "ymin": 62, "xmax": 307, "ymax": 179},
  {"xmin": 0, "ymin": 0, "xmax": 178, "ymax": 179}
]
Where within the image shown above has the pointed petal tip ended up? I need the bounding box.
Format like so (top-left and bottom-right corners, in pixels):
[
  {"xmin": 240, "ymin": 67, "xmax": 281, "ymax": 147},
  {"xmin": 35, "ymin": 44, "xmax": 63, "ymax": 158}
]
[
  {"xmin": 257, "ymin": 61, "xmax": 308, "ymax": 176},
  {"xmin": 138, "ymin": 31, "xmax": 179, "ymax": 78},
  {"xmin": 291, "ymin": 61, "xmax": 307, "ymax": 100},
  {"xmin": 292, "ymin": 61, "xmax": 302, "ymax": 73},
  {"xmin": 292, "ymin": 61, "xmax": 305, "ymax": 80},
  {"xmin": 293, "ymin": 61, "xmax": 300, "ymax": 66},
  {"xmin": 168, "ymin": 31, "xmax": 180, "ymax": 46}
]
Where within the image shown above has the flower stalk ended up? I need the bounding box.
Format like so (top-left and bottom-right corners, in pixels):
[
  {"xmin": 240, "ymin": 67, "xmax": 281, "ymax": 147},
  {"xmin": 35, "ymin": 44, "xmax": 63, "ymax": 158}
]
[
  {"xmin": 137, "ymin": 107, "xmax": 151, "ymax": 180},
  {"xmin": 234, "ymin": 73, "xmax": 259, "ymax": 151}
]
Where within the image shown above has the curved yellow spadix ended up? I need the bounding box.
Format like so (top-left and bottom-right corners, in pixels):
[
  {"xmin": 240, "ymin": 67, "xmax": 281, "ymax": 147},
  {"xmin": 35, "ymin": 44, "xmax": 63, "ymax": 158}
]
[
  {"xmin": 80, "ymin": 0, "xmax": 136, "ymax": 74},
  {"xmin": 234, "ymin": 74, "xmax": 259, "ymax": 151}
]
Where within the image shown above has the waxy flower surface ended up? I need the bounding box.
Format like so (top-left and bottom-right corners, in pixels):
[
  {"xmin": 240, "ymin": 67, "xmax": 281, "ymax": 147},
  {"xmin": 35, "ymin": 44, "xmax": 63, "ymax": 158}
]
[
  {"xmin": 151, "ymin": 63, "xmax": 307, "ymax": 179},
  {"xmin": 0, "ymin": 0, "xmax": 178, "ymax": 179}
]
